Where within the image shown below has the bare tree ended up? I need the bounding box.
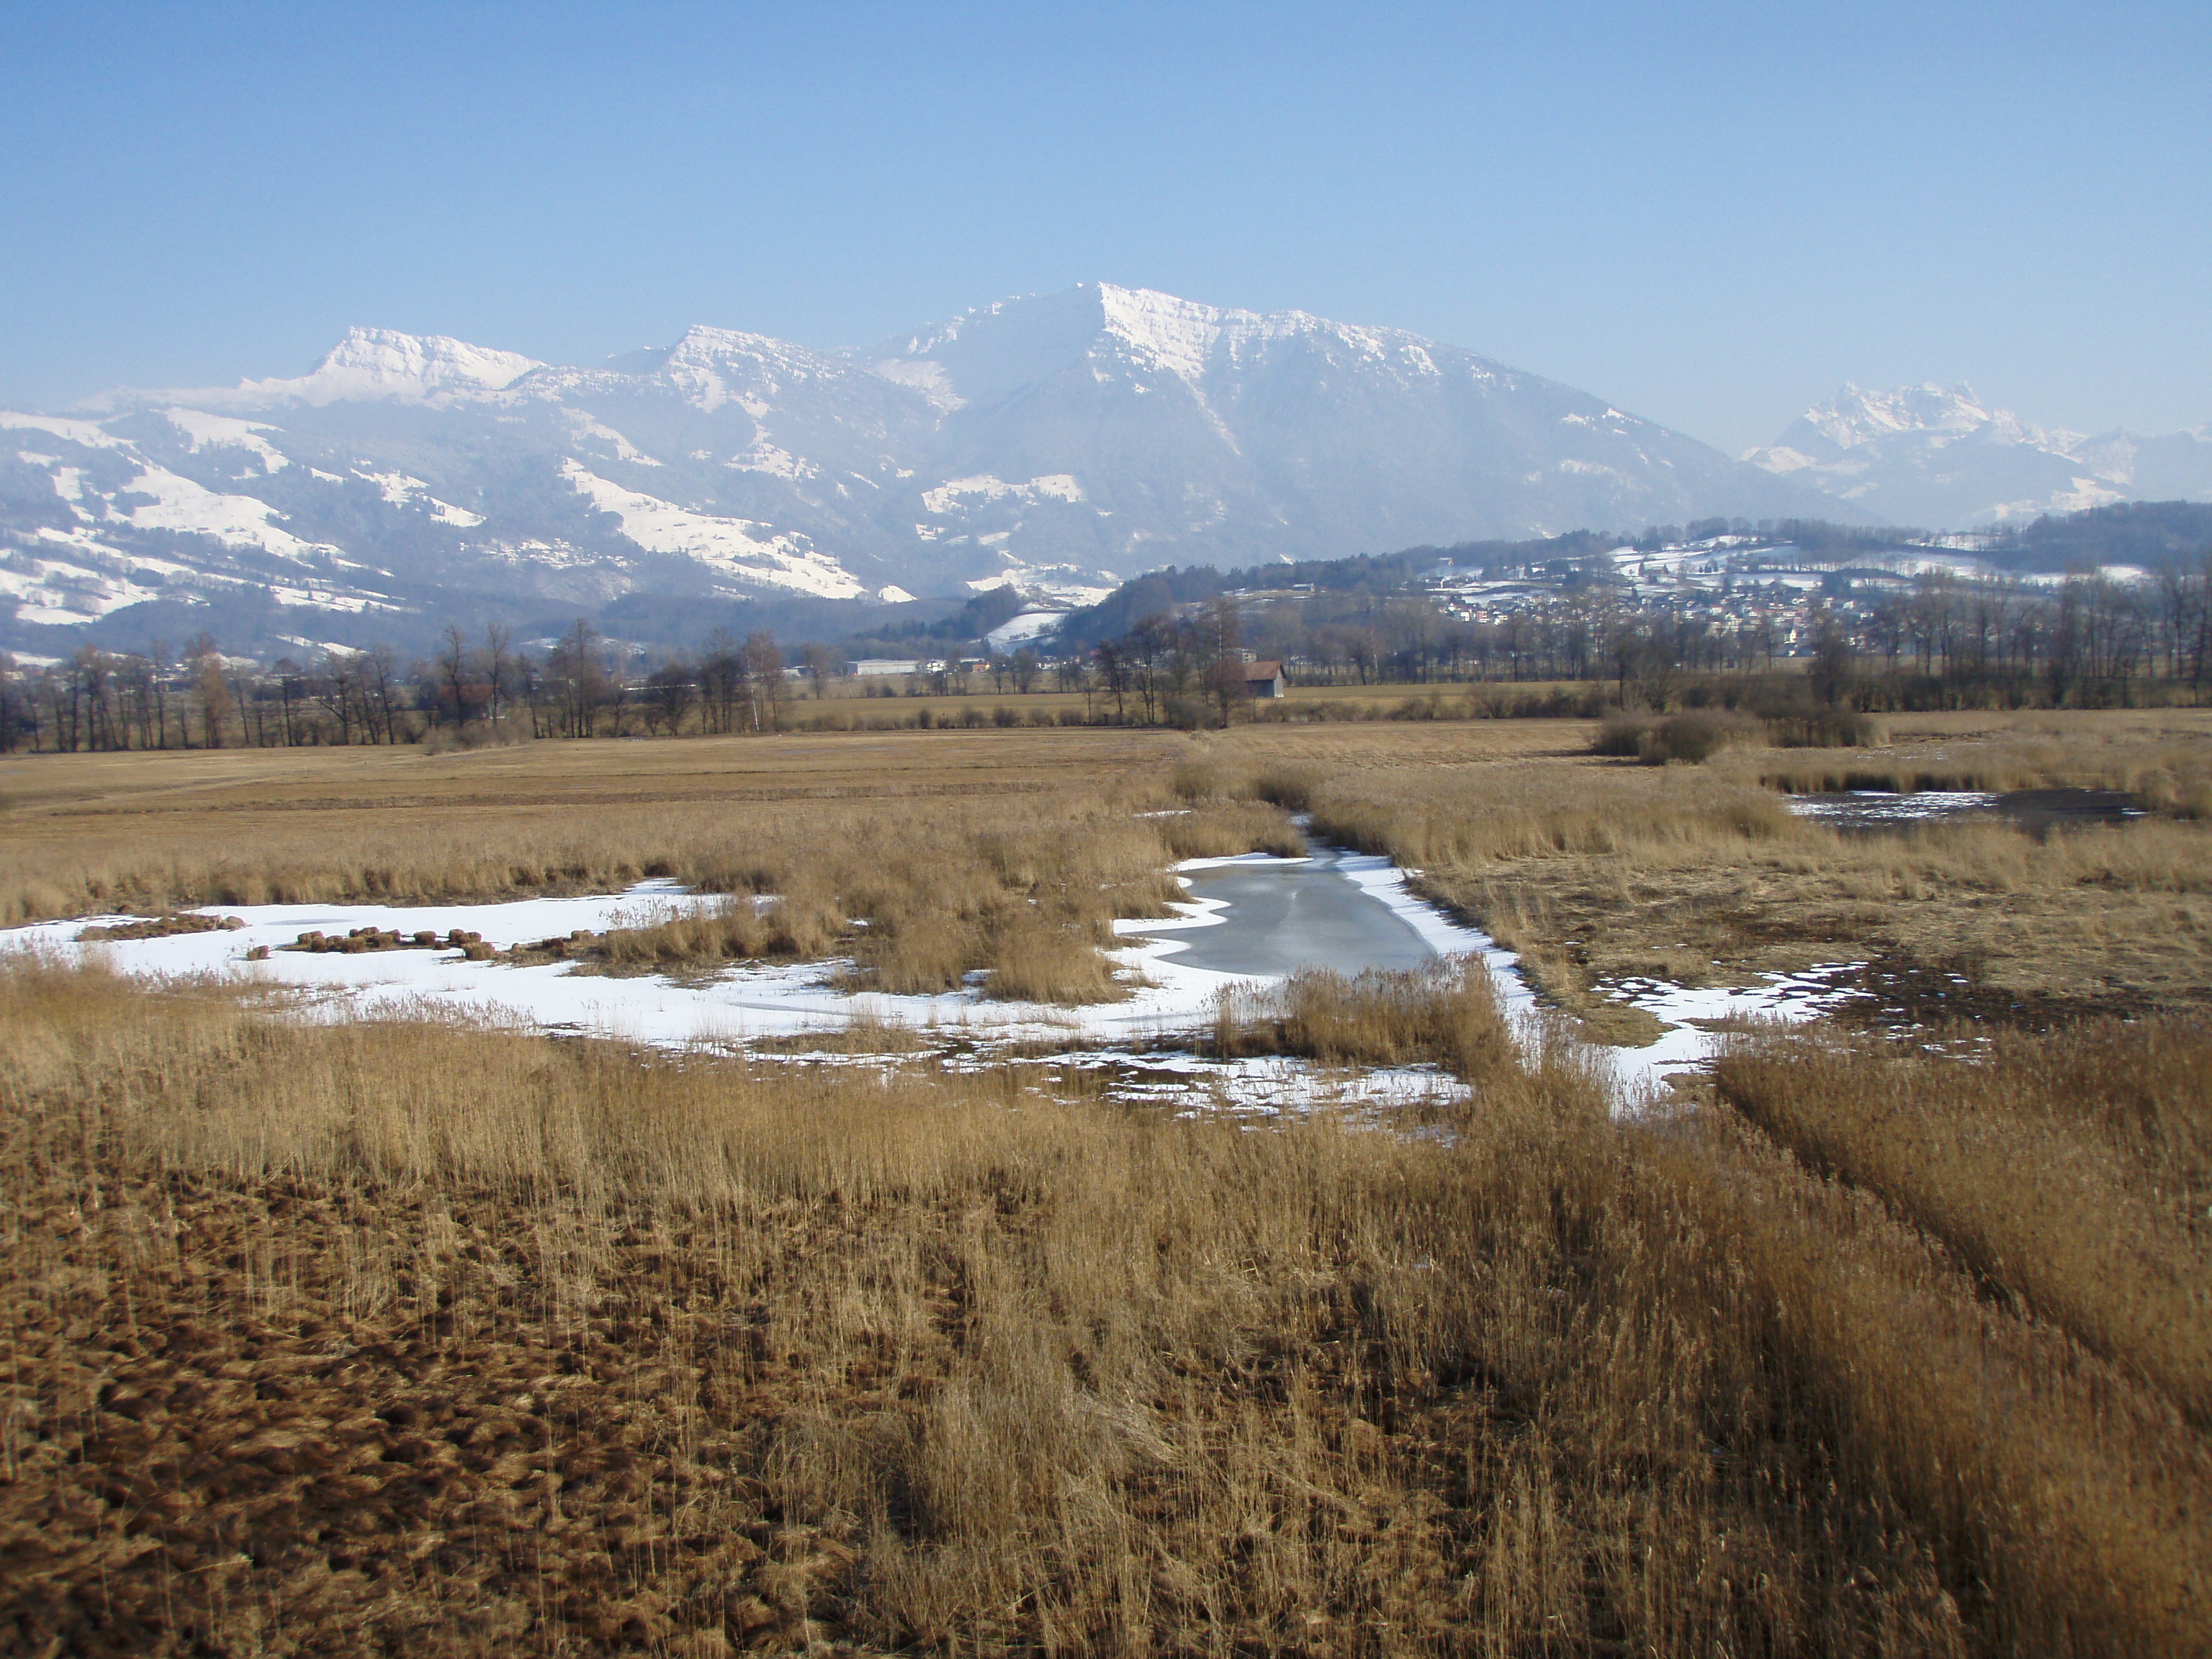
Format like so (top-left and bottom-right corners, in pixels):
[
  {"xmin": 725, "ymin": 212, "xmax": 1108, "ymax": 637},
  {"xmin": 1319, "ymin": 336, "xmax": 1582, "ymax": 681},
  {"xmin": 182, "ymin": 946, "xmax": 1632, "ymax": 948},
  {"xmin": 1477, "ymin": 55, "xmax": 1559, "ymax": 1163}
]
[
  {"xmin": 801, "ymin": 642, "xmax": 837, "ymax": 699},
  {"xmin": 481, "ymin": 622, "xmax": 513, "ymax": 724},
  {"xmin": 742, "ymin": 631, "xmax": 783, "ymax": 732},
  {"xmin": 438, "ymin": 624, "xmax": 472, "ymax": 725}
]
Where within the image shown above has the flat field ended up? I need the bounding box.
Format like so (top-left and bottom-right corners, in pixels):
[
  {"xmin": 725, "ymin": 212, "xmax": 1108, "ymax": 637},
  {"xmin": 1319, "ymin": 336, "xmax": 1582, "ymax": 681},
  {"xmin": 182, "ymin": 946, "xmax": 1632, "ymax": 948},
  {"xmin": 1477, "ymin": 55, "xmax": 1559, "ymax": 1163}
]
[{"xmin": 4, "ymin": 708, "xmax": 2210, "ymax": 1655}]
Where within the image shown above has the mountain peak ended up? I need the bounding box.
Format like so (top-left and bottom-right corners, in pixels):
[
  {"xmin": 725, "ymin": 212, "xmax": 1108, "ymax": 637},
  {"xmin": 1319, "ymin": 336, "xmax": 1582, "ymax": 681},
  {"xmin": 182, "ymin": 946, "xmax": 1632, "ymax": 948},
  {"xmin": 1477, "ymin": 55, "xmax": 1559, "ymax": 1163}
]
[
  {"xmin": 1740, "ymin": 379, "xmax": 2206, "ymax": 526},
  {"xmin": 873, "ymin": 283, "xmax": 1447, "ymax": 412},
  {"xmin": 125, "ymin": 327, "xmax": 543, "ymax": 412},
  {"xmin": 1801, "ymin": 382, "xmax": 1994, "ymax": 448},
  {"xmin": 285, "ymin": 328, "xmax": 542, "ymax": 404}
]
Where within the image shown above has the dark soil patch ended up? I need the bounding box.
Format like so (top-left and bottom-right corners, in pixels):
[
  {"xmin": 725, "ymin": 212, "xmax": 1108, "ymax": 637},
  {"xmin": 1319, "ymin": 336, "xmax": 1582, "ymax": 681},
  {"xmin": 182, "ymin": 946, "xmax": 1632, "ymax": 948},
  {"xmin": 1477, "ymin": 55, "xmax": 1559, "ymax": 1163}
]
[{"xmin": 1827, "ymin": 952, "xmax": 2185, "ymax": 1034}]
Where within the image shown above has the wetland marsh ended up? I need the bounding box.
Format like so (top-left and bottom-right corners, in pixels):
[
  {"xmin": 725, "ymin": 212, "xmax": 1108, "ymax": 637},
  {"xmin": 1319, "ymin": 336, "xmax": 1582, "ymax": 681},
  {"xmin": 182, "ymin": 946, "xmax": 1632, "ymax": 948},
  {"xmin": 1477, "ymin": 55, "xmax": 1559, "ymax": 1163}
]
[{"xmin": 4, "ymin": 708, "xmax": 2208, "ymax": 1656}]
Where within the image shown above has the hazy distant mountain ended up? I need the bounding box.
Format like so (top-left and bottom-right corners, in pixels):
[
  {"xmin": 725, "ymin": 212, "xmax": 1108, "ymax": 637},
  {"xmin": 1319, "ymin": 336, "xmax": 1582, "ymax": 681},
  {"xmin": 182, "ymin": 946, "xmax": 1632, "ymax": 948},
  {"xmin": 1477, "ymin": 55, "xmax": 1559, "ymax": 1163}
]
[
  {"xmin": 3, "ymin": 286, "xmax": 1836, "ymax": 656},
  {"xmin": 1745, "ymin": 383, "xmax": 2212, "ymax": 527}
]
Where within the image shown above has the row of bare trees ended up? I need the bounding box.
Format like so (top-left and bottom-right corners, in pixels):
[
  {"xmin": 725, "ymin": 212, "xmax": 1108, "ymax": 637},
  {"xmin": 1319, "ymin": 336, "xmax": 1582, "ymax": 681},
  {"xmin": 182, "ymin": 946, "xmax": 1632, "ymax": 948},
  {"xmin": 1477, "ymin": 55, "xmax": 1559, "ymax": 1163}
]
[
  {"xmin": 6, "ymin": 556, "xmax": 2206, "ymax": 751},
  {"xmin": 1097, "ymin": 559, "xmax": 2212, "ymax": 710},
  {"xmin": 0, "ymin": 621, "xmax": 804, "ymax": 752}
]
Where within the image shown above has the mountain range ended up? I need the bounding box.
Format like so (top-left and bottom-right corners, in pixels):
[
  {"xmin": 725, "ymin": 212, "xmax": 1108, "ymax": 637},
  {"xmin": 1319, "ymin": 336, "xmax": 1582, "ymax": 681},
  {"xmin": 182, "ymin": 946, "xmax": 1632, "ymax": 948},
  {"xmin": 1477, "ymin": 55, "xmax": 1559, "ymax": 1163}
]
[
  {"xmin": 1744, "ymin": 383, "xmax": 2212, "ymax": 528},
  {"xmin": 3, "ymin": 284, "xmax": 2206, "ymax": 659}
]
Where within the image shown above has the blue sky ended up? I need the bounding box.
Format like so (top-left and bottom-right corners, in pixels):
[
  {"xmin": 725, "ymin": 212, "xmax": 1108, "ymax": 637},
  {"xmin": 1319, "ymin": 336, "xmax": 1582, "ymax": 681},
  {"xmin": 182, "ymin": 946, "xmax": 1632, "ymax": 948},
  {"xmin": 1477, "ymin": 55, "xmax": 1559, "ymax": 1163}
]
[{"xmin": 2, "ymin": 0, "xmax": 2205, "ymax": 449}]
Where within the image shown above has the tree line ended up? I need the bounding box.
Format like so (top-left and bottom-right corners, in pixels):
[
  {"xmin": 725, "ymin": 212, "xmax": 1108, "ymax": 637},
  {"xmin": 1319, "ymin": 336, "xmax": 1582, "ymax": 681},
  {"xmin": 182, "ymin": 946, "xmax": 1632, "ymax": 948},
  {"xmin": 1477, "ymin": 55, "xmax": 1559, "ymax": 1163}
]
[
  {"xmin": 1087, "ymin": 557, "xmax": 2212, "ymax": 712},
  {"xmin": 0, "ymin": 621, "xmax": 824, "ymax": 753},
  {"xmin": 5, "ymin": 552, "xmax": 2208, "ymax": 752}
]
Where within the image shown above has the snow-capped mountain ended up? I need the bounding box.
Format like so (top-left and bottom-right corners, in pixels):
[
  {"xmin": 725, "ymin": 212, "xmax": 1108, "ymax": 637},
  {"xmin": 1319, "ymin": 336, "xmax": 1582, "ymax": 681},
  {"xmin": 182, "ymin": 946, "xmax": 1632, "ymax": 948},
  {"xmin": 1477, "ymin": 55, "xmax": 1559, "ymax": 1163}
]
[
  {"xmin": 4, "ymin": 285, "xmax": 1835, "ymax": 656},
  {"xmin": 1746, "ymin": 383, "xmax": 2212, "ymax": 526}
]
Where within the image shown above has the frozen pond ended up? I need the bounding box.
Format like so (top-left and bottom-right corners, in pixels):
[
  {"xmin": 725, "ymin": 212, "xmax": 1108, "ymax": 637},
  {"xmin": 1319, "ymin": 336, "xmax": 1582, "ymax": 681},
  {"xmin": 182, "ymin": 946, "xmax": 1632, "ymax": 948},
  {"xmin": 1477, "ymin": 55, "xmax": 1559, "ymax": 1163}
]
[
  {"xmin": 1786, "ymin": 786, "xmax": 2145, "ymax": 834},
  {"xmin": 1120, "ymin": 842, "xmax": 1442, "ymax": 976}
]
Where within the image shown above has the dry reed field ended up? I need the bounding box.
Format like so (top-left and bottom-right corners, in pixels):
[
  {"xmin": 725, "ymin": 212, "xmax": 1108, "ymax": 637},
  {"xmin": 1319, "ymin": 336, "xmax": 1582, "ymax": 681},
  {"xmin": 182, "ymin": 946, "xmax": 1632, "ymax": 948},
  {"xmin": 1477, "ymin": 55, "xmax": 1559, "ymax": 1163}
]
[
  {"xmin": 5, "ymin": 710, "xmax": 2211, "ymax": 1653},
  {"xmin": 7, "ymin": 961, "xmax": 2210, "ymax": 1657}
]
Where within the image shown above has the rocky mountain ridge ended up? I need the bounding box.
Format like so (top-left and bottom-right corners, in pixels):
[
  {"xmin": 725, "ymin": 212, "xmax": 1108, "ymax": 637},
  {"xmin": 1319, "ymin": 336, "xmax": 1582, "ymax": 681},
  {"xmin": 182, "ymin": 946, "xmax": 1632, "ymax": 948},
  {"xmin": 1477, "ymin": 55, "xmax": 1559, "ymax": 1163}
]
[
  {"xmin": 0, "ymin": 286, "xmax": 2074, "ymax": 658},
  {"xmin": 1745, "ymin": 382, "xmax": 2212, "ymax": 527}
]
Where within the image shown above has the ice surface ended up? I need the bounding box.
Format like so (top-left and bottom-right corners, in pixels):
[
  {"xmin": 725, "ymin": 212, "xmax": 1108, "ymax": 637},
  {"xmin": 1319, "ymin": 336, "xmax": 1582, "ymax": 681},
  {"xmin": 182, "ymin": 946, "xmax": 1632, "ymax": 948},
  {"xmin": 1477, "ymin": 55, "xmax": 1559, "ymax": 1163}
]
[{"xmin": 1785, "ymin": 791, "xmax": 1999, "ymax": 825}]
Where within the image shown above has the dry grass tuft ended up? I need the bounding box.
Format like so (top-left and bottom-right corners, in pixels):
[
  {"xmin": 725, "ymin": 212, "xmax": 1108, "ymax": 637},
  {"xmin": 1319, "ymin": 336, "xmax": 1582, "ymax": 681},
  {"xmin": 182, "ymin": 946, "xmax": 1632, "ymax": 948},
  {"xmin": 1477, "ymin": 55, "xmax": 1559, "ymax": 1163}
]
[{"xmin": 1211, "ymin": 960, "xmax": 1525, "ymax": 1082}]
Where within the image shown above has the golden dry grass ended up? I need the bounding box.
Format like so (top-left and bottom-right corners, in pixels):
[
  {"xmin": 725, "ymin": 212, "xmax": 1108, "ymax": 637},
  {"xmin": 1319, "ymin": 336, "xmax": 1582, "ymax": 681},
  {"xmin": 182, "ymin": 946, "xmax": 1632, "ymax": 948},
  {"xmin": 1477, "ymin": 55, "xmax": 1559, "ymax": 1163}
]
[
  {"xmin": 8, "ymin": 709, "xmax": 2208, "ymax": 1025},
  {"xmin": 1209, "ymin": 961, "xmax": 1520, "ymax": 1079},
  {"xmin": 6, "ymin": 958, "xmax": 2209, "ymax": 1655},
  {"xmin": 1715, "ymin": 1018, "xmax": 2212, "ymax": 1428}
]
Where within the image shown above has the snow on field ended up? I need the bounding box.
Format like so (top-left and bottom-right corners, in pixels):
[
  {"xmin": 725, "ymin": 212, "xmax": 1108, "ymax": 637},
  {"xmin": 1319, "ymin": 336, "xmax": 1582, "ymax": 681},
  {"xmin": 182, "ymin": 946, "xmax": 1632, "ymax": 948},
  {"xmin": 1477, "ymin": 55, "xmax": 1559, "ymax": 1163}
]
[
  {"xmin": 0, "ymin": 878, "xmax": 1244, "ymax": 1045},
  {"xmin": 0, "ymin": 853, "xmax": 1866, "ymax": 1110},
  {"xmin": 1604, "ymin": 968, "xmax": 1870, "ymax": 1092}
]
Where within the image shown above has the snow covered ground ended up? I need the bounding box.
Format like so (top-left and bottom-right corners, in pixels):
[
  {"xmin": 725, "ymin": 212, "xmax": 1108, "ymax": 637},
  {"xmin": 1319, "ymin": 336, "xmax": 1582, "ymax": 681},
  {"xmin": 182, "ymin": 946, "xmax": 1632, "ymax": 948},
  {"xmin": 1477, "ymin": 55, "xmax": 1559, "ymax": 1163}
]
[{"xmin": 0, "ymin": 851, "xmax": 1861, "ymax": 1111}]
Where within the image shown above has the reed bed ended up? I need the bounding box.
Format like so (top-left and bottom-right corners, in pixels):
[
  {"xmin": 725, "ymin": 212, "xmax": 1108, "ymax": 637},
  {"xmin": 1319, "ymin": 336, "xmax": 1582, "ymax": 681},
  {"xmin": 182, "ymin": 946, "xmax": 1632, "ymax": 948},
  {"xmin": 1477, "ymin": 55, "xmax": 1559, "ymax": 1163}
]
[
  {"xmin": 1210, "ymin": 961, "xmax": 1519, "ymax": 1079},
  {"xmin": 4, "ymin": 959, "xmax": 2207, "ymax": 1655},
  {"xmin": 1750, "ymin": 725, "xmax": 2212, "ymax": 813},
  {"xmin": 1255, "ymin": 721, "xmax": 2212, "ymax": 1025},
  {"xmin": 1715, "ymin": 1017, "xmax": 2212, "ymax": 1428}
]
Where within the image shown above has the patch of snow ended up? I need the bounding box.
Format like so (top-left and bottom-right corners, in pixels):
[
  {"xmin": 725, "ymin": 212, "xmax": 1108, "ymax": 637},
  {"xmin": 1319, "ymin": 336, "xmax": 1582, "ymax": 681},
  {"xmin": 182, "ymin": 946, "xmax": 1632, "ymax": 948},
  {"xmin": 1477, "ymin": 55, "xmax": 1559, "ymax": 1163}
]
[
  {"xmin": 920, "ymin": 473, "xmax": 1087, "ymax": 514},
  {"xmin": 984, "ymin": 611, "xmax": 1066, "ymax": 650},
  {"xmin": 354, "ymin": 468, "xmax": 430, "ymax": 505},
  {"xmin": 163, "ymin": 408, "xmax": 289, "ymax": 471},
  {"xmin": 560, "ymin": 462, "xmax": 865, "ymax": 599},
  {"xmin": 1604, "ymin": 967, "xmax": 1870, "ymax": 1094},
  {"xmin": 122, "ymin": 465, "xmax": 332, "ymax": 562},
  {"xmin": 0, "ymin": 410, "xmax": 122, "ymax": 448},
  {"xmin": 869, "ymin": 356, "xmax": 965, "ymax": 410},
  {"xmin": 723, "ymin": 440, "xmax": 819, "ymax": 480}
]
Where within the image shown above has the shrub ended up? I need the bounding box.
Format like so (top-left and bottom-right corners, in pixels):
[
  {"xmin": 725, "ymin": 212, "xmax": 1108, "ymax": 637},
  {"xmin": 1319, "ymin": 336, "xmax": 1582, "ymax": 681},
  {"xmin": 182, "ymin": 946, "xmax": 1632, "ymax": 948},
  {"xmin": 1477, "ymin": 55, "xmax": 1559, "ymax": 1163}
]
[
  {"xmin": 1765, "ymin": 709, "xmax": 1884, "ymax": 749},
  {"xmin": 1637, "ymin": 711, "xmax": 1765, "ymax": 765},
  {"xmin": 1590, "ymin": 711, "xmax": 1651, "ymax": 757},
  {"xmin": 1248, "ymin": 765, "xmax": 1321, "ymax": 813}
]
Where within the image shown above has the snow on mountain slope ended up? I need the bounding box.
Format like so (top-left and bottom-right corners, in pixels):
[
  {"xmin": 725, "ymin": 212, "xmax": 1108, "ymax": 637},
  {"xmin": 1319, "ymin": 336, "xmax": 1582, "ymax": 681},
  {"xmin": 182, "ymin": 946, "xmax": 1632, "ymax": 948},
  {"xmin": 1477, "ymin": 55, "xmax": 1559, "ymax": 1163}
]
[
  {"xmin": 163, "ymin": 409, "xmax": 291, "ymax": 472},
  {"xmin": 120, "ymin": 464, "xmax": 337, "ymax": 561},
  {"xmin": 1748, "ymin": 383, "xmax": 2212, "ymax": 525},
  {"xmin": 559, "ymin": 462, "xmax": 866, "ymax": 599},
  {"xmin": 6, "ymin": 287, "xmax": 1892, "ymax": 655},
  {"xmin": 868, "ymin": 284, "xmax": 1819, "ymax": 565}
]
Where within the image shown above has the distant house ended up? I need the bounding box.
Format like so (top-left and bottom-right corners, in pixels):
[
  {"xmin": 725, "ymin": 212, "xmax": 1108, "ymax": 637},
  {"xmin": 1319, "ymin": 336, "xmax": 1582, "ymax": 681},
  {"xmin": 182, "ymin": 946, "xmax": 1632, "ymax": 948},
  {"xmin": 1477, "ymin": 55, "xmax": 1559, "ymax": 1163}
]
[
  {"xmin": 1243, "ymin": 660, "xmax": 1286, "ymax": 699},
  {"xmin": 845, "ymin": 659, "xmax": 923, "ymax": 677}
]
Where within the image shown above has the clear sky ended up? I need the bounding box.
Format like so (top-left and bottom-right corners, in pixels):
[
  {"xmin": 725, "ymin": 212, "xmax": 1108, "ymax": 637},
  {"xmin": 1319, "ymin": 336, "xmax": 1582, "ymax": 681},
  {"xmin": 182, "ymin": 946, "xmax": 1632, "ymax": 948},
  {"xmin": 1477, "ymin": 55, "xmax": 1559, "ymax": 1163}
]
[{"xmin": 2, "ymin": 0, "xmax": 2205, "ymax": 451}]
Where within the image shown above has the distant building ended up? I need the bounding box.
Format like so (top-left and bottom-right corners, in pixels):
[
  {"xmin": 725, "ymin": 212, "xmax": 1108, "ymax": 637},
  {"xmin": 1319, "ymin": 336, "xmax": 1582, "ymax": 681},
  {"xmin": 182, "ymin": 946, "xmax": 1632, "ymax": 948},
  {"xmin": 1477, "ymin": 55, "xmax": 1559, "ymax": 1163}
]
[
  {"xmin": 1243, "ymin": 660, "xmax": 1286, "ymax": 698},
  {"xmin": 845, "ymin": 659, "xmax": 923, "ymax": 677}
]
